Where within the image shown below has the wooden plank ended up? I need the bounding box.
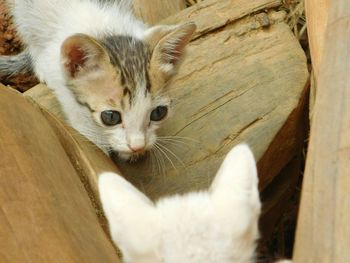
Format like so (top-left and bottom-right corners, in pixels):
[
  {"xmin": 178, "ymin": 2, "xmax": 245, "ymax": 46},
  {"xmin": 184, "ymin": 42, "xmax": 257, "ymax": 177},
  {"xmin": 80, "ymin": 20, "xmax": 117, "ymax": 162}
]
[
  {"xmin": 133, "ymin": 0, "xmax": 186, "ymax": 25},
  {"xmin": 305, "ymin": 0, "xmax": 330, "ymax": 79},
  {"xmin": 293, "ymin": 1, "xmax": 350, "ymax": 262},
  {"xmin": 0, "ymin": 85, "xmax": 120, "ymax": 263}
]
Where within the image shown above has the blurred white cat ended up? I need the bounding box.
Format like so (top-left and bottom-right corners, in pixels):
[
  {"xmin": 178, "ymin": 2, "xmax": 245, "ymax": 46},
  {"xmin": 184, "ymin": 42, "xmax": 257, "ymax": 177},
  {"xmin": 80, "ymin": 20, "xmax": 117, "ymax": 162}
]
[{"xmin": 99, "ymin": 144, "xmax": 291, "ymax": 263}]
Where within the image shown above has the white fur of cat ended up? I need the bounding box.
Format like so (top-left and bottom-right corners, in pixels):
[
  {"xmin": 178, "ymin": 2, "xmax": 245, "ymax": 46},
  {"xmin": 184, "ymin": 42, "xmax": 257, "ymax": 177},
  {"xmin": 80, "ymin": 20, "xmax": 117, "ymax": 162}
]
[
  {"xmin": 99, "ymin": 144, "xmax": 292, "ymax": 263},
  {"xmin": 7, "ymin": 0, "xmax": 195, "ymax": 160}
]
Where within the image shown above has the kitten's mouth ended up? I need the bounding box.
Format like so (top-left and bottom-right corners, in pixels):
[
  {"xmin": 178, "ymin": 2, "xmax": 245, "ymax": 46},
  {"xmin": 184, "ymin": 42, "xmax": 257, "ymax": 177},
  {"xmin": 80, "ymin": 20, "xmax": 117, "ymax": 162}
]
[
  {"xmin": 127, "ymin": 152, "xmax": 147, "ymax": 163},
  {"xmin": 109, "ymin": 150, "xmax": 147, "ymax": 163}
]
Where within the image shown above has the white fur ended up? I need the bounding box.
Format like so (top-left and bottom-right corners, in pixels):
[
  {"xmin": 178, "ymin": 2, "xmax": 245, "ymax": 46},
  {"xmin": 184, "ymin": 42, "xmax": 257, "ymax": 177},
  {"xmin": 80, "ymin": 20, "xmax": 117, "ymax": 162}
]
[{"xmin": 99, "ymin": 144, "xmax": 269, "ymax": 263}]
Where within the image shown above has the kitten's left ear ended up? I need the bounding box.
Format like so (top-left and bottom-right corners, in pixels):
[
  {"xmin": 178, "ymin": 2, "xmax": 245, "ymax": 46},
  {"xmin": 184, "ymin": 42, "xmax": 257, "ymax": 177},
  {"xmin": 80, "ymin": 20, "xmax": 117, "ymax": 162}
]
[
  {"xmin": 144, "ymin": 22, "xmax": 196, "ymax": 79},
  {"xmin": 98, "ymin": 172, "xmax": 161, "ymax": 260}
]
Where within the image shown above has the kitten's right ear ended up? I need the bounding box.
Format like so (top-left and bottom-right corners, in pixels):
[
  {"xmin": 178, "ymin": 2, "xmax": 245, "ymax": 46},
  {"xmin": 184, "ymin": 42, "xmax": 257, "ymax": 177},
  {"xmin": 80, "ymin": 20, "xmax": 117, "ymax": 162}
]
[
  {"xmin": 210, "ymin": 144, "xmax": 259, "ymax": 204},
  {"xmin": 98, "ymin": 172, "xmax": 161, "ymax": 260},
  {"xmin": 144, "ymin": 22, "xmax": 196, "ymax": 81},
  {"xmin": 61, "ymin": 34, "xmax": 109, "ymax": 79}
]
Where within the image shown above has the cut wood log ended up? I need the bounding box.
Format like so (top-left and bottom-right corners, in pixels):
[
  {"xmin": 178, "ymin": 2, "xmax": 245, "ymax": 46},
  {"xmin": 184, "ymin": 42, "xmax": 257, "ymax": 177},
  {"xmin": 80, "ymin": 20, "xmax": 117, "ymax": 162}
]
[
  {"xmin": 24, "ymin": 0, "xmax": 309, "ymax": 201},
  {"xmin": 133, "ymin": 0, "xmax": 186, "ymax": 25},
  {"xmin": 0, "ymin": 85, "xmax": 120, "ymax": 263},
  {"xmin": 294, "ymin": 1, "xmax": 350, "ymax": 262}
]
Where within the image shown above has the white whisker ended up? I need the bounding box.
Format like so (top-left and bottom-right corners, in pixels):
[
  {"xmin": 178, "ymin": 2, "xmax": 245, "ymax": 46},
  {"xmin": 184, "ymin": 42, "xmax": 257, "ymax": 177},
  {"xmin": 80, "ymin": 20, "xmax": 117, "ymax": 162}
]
[
  {"xmin": 157, "ymin": 142, "xmax": 185, "ymax": 167},
  {"xmin": 155, "ymin": 143, "xmax": 176, "ymax": 171}
]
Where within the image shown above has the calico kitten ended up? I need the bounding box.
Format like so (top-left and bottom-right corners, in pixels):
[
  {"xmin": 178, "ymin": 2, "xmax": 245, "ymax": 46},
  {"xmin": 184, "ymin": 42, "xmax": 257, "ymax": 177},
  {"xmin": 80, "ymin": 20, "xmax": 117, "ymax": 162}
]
[
  {"xmin": 99, "ymin": 144, "xmax": 292, "ymax": 263},
  {"xmin": 1, "ymin": 0, "xmax": 195, "ymax": 160}
]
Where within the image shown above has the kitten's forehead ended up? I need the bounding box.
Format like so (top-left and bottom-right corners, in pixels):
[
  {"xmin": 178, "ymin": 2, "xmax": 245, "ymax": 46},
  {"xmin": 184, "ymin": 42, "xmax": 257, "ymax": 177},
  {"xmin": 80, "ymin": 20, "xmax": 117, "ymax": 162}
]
[{"xmin": 100, "ymin": 35, "xmax": 151, "ymax": 98}]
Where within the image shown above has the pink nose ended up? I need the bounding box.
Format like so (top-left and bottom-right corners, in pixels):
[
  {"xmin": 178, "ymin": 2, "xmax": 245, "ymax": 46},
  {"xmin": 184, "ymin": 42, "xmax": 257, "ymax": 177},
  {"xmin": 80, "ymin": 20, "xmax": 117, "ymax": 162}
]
[{"xmin": 128, "ymin": 145, "xmax": 145, "ymax": 153}]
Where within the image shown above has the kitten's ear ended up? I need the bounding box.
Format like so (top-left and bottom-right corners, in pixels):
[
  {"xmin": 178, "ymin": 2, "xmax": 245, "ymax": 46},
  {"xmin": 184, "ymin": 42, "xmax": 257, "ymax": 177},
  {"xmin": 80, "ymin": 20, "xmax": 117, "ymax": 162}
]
[
  {"xmin": 210, "ymin": 144, "xmax": 259, "ymax": 205},
  {"xmin": 145, "ymin": 22, "xmax": 196, "ymax": 78},
  {"xmin": 98, "ymin": 172, "xmax": 160, "ymax": 260},
  {"xmin": 61, "ymin": 33, "xmax": 109, "ymax": 79}
]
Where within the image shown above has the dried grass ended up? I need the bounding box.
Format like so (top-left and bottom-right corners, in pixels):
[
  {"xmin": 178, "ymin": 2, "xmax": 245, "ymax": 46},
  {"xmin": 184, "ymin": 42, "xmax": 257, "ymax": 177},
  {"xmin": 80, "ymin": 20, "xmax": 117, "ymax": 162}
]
[
  {"xmin": 282, "ymin": 0, "xmax": 307, "ymax": 40},
  {"xmin": 186, "ymin": 0, "xmax": 204, "ymax": 7}
]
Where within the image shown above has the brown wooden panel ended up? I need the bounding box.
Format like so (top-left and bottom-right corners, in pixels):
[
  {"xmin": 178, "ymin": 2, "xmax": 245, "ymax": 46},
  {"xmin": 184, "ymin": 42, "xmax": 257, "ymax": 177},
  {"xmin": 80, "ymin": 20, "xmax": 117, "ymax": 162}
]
[
  {"xmin": 305, "ymin": 0, "xmax": 330, "ymax": 79},
  {"xmin": 294, "ymin": 1, "xmax": 350, "ymax": 262},
  {"xmin": 0, "ymin": 85, "xmax": 120, "ymax": 263}
]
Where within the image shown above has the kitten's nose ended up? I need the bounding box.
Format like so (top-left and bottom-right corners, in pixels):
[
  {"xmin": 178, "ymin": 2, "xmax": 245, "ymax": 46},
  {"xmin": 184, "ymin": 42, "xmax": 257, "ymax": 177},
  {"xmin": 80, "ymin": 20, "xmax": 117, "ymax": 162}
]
[
  {"xmin": 128, "ymin": 144, "xmax": 145, "ymax": 153},
  {"xmin": 127, "ymin": 135, "xmax": 146, "ymax": 153}
]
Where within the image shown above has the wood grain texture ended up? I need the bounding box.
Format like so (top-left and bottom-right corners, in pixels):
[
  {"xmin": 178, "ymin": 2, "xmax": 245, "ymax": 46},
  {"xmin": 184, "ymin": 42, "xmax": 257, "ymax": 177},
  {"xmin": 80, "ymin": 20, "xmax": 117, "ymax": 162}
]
[
  {"xmin": 119, "ymin": 9, "xmax": 308, "ymax": 199},
  {"xmin": 133, "ymin": 0, "xmax": 186, "ymax": 25},
  {"xmin": 162, "ymin": 0, "xmax": 282, "ymax": 39},
  {"xmin": 294, "ymin": 1, "xmax": 350, "ymax": 262},
  {"xmin": 25, "ymin": 0, "xmax": 309, "ymax": 201},
  {"xmin": 35, "ymin": 102, "xmax": 123, "ymax": 232},
  {"xmin": 305, "ymin": 0, "xmax": 330, "ymax": 79},
  {"xmin": 0, "ymin": 85, "xmax": 120, "ymax": 263}
]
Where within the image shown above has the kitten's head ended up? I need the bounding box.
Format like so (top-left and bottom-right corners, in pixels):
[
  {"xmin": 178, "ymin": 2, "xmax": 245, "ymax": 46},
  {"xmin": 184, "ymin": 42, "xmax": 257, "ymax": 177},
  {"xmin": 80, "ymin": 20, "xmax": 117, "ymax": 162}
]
[
  {"xmin": 99, "ymin": 144, "xmax": 261, "ymax": 263},
  {"xmin": 60, "ymin": 23, "xmax": 196, "ymax": 160}
]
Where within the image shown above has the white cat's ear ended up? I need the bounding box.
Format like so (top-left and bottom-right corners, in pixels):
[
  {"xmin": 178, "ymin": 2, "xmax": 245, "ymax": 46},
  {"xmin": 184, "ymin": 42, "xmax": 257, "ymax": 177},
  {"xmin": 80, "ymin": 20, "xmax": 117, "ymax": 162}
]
[
  {"xmin": 98, "ymin": 172, "xmax": 161, "ymax": 261},
  {"xmin": 61, "ymin": 33, "xmax": 109, "ymax": 79},
  {"xmin": 210, "ymin": 144, "xmax": 259, "ymax": 204},
  {"xmin": 144, "ymin": 22, "xmax": 196, "ymax": 78}
]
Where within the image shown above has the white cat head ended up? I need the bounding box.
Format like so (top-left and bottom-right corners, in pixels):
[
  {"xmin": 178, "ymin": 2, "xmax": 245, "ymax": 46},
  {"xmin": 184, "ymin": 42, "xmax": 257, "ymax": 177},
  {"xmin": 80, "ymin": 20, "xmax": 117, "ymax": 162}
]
[{"xmin": 99, "ymin": 144, "xmax": 261, "ymax": 263}]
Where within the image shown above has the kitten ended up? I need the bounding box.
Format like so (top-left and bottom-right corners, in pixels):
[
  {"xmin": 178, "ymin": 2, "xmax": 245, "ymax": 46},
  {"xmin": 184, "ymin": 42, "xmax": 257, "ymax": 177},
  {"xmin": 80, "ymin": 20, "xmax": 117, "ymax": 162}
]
[
  {"xmin": 99, "ymin": 144, "xmax": 292, "ymax": 263},
  {"xmin": 1, "ymin": 0, "xmax": 195, "ymax": 160}
]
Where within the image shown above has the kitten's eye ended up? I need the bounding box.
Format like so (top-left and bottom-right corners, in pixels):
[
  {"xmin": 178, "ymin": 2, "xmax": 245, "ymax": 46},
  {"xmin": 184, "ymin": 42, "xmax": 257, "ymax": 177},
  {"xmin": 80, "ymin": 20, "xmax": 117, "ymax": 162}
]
[
  {"xmin": 150, "ymin": 106, "xmax": 168, "ymax": 121},
  {"xmin": 101, "ymin": 110, "xmax": 122, "ymax": 126}
]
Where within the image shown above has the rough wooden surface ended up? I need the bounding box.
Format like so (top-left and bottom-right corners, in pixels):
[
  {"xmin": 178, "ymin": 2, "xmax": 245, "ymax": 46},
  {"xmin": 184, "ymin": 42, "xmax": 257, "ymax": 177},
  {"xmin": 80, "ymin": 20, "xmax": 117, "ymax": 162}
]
[
  {"xmin": 162, "ymin": 0, "xmax": 282, "ymax": 39},
  {"xmin": 25, "ymin": 85, "xmax": 65, "ymax": 119},
  {"xmin": 0, "ymin": 85, "xmax": 121, "ymax": 263},
  {"xmin": 119, "ymin": 1, "xmax": 309, "ymax": 198},
  {"xmin": 25, "ymin": 0, "xmax": 309, "ymax": 201},
  {"xmin": 133, "ymin": 0, "xmax": 186, "ymax": 25},
  {"xmin": 305, "ymin": 0, "xmax": 329, "ymax": 79},
  {"xmin": 293, "ymin": 1, "xmax": 350, "ymax": 262},
  {"xmin": 36, "ymin": 101, "xmax": 123, "ymax": 232}
]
